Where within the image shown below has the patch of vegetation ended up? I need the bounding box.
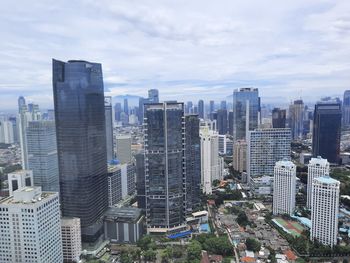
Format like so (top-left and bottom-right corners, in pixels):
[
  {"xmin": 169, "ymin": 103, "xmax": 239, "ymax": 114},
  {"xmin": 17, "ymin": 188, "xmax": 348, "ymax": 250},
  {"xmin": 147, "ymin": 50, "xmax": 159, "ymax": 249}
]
[
  {"xmin": 245, "ymin": 238, "xmax": 261, "ymax": 252},
  {"xmin": 194, "ymin": 234, "xmax": 232, "ymax": 257}
]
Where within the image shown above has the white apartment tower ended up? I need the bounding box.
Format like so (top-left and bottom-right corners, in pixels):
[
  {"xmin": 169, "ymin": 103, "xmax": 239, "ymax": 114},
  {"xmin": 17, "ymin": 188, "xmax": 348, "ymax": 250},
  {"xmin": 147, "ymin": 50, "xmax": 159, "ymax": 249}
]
[
  {"xmin": 200, "ymin": 125, "xmax": 221, "ymax": 194},
  {"xmin": 307, "ymin": 156, "xmax": 330, "ymax": 208},
  {"xmin": 61, "ymin": 217, "xmax": 82, "ymax": 263},
  {"xmin": 311, "ymin": 176, "xmax": 339, "ymax": 247},
  {"xmin": 233, "ymin": 140, "xmax": 247, "ymax": 173},
  {"xmin": 0, "ymin": 187, "xmax": 63, "ymax": 263},
  {"xmin": 273, "ymin": 159, "xmax": 296, "ymax": 216}
]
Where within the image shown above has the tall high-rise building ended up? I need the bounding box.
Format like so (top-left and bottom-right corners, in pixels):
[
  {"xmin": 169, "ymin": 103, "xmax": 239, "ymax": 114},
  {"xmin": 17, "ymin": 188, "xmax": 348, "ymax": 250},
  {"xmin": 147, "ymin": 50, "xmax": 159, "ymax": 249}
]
[
  {"xmin": 233, "ymin": 88, "xmax": 260, "ymax": 141},
  {"xmin": 114, "ymin": 102, "xmax": 122, "ymax": 122},
  {"xmin": 144, "ymin": 102, "xmax": 186, "ymax": 233},
  {"xmin": 312, "ymin": 102, "xmax": 341, "ymax": 164},
  {"xmin": 200, "ymin": 125, "xmax": 220, "ymax": 194},
  {"xmin": 343, "ymin": 90, "xmax": 350, "ymax": 127},
  {"xmin": 148, "ymin": 89, "xmax": 159, "ymax": 103},
  {"xmin": 247, "ymin": 128, "xmax": 291, "ymax": 182},
  {"xmin": 185, "ymin": 114, "xmax": 201, "ymax": 214},
  {"xmin": 209, "ymin": 100, "xmax": 215, "ymax": 120},
  {"xmin": 198, "ymin": 100, "xmax": 204, "ymax": 119},
  {"xmin": 217, "ymin": 109, "xmax": 228, "ymax": 135},
  {"xmin": 123, "ymin": 98, "xmax": 129, "ymax": 115},
  {"xmin": 138, "ymin": 97, "xmax": 149, "ymax": 124},
  {"xmin": 18, "ymin": 97, "xmax": 31, "ymax": 169},
  {"xmin": 233, "ymin": 140, "xmax": 247, "ymax": 173},
  {"xmin": 273, "ymin": 160, "xmax": 296, "ymax": 216},
  {"xmin": 61, "ymin": 217, "xmax": 82, "ymax": 263},
  {"xmin": 228, "ymin": 110, "xmax": 233, "ymax": 136},
  {"xmin": 27, "ymin": 121, "xmax": 59, "ymax": 192},
  {"xmin": 7, "ymin": 170, "xmax": 33, "ymax": 196},
  {"xmin": 18, "ymin": 96, "xmax": 26, "ymax": 113},
  {"xmin": 135, "ymin": 152, "xmax": 146, "ymax": 210},
  {"xmin": 186, "ymin": 101, "xmax": 193, "ymax": 114},
  {"xmin": 0, "ymin": 120, "xmax": 14, "ymax": 144},
  {"xmin": 288, "ymin": 100, "xmax": 304, "ymax": 140},
  {"xmin": 105, "ymin": 96, "xmax": 114, "ymax": 161},
  {"xmin": 115, "ymin": 135, "xmax": 132, "ymax": 164},
  {"xmin": 53, "ymin": 59, "xmax": 108, "ymax": 242},
  {"xmin": 220, "ymin": 100, "xmax": 227, "ymax": 110},
  {"xmin": 0, "ymin": 187, "xmax": 63, "ymax": 263},
  {"xmin": 306, "ymin": 156, "xmax": 329, "ymax": 208},
  {"xmin": 311, "ymin": 176, "xmax": 339, "ymax": 247},
  {"xmin": 272, "ymin": 108, "xmax": 286, "ymax": 128}
]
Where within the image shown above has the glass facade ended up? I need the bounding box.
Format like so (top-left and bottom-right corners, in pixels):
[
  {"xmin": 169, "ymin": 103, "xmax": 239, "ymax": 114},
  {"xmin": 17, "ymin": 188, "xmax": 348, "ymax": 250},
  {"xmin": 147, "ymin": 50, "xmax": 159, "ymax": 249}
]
[
  {"xmin": 144, "ymin": 102, "xmax": 185, "ymax": 229},
  {"xmin": 52, "ymin": 59, "xmax": 108, "ymax": 241},
  {"xmin": 233, "ymin": 88, "xmax": 260, "ymax": 141}
]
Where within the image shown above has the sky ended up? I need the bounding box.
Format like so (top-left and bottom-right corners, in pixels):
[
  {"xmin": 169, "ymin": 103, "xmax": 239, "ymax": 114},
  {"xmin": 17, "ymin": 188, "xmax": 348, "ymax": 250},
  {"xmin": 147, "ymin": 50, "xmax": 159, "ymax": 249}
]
[{"xmin": 1, "ymin": 0, "xmax": 350, "ymax": 110}]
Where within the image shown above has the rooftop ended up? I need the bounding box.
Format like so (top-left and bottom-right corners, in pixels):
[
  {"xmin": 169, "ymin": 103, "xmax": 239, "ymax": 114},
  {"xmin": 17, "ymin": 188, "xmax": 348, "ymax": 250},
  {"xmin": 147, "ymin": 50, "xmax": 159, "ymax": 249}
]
[
  {"xmin": 309, "ymin": 156, "xmax": 329, "ymax": 166},
  {"xmin": 315, "ymin": 176, "xmax": 339, "ymax": 185},
  {"xmin": 0, "ymin": 187, "xmax": 56, "ymax": 205},
  {"xmin": 104, "ymin": 207, "xmax": 142, "ymax": 222}
]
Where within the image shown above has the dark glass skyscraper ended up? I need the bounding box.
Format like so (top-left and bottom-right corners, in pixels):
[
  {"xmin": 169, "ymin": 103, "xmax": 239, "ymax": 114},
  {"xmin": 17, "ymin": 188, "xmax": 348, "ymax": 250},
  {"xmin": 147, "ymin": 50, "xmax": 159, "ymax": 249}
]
[
  {"xmin": 289, "ymin": 100, "xmax": 304, "ymax": 140},
  {"xmin": 123, "ymin": 98, "xmax": 129, "ymax": 115},
  {"xmin": 144, "ymin": 102, "xmax": 186, "ymax": 232},
  {"xmin": 209, "ymin": 100, "xmax": 215, "ymax": 120},
  {"xmin": 228, "ymin": 111, "xmax": 233, "ymax": 135},
  {"xmin": 312, "ymin": 102, "xmax": 341, "ymax": 164},
  {"xmin": 343, "ymin": 90, "xmax": 350, "ymax": 128},
  {"xmin": 217, "ymin": 109, "xmax": 228, "ymax": 135},
  {"xmin": 272, "ymin": 108, "xmax": 286, "ymax": 128},
  {"xmin": 105, "ymin": 96, "xmax": 114, "ymax": 161},
  {"xmin": 198, "ymin": 100, "xmax": 204, "ymax": 119},
  {"xmin": 148, "ymin": 89, "xmax": 159, "ymax": 103},
  {"xmin": 185, "ymin": 114, "xmax": 201, "ymax": 214},
  {"xmin": 52, "ymin": 59, "xmax": 108, "ymax": 242}
]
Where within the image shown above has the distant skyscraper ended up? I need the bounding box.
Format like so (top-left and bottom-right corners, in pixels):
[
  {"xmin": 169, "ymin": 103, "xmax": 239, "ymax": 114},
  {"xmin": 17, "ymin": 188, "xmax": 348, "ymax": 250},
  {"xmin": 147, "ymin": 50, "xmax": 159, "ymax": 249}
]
[
  {"xmin": 0, "ymin": 187, "xmax": 63, "ymax": 263},
  {"xmin": 272, "ymin": 108, "xmax": 286, "ymax": 128},
  {"xmin": 228, "ymin": 111, "xmax": 233, "ymax": 135},
  {"xmin": 27, "ymin": 121, "xmax": 59, "ymax": 192},
  {"xmin": 209, "ymin": 100, "xmax": 215, "ymax": 120},
  {"xmin": 247, "ymin": 128, "xmax": 291, "ymax": 182},
  {"xmin": 18, "ymin": 96, "xmax": 26, "ymax": 113},
  {"xmin": 216, "ymin": 109, "xmax": 228, "ymax": 135},
  {"xmin": 185, "ymin": 114, "xmax": 201, "ymax": 214},
  {"xmin": 312, "ymin": 102, "xmax": 341, "ymax": 164},
  {"xmin": 105, "ymin": 96, "xmax": 114, "ymax": 161},
  {"xmin": 114, "ymin": 102, "xmax": 122, "ymax": 122},
  {"xmin": 233, "ymin": 88, "xmax": 260, "ymax": 141},
  {"xmin": 144, "ymin": 102, "xmax": 186, "ymax": 233},
  {"xmin": 220, "ymin": 100, "xmax": 227, "ymax": 110},
  {"xmin": 18, "ymin": 97, "xmax": 30, "ymax": 169},
  {"xmin": 53, "ymin": 59, "xmax": 108, "ymax": 242},
  {"xmin": 0, "ymin": 120, "xmax": 14, "ymax": 144},
  {"xmin": 7, "ymin": 170, "xmax": 33, "ymax": 196},
  {"xmin": 186, "ymin": 101, "xmax": 193, "ymax": 114},
  {"xmin": 115, "ymin": 135, "xmax": 132, "ymax": 164},
  {"xmin": 148, "ymin": 89, "xmax": 159, "ymax": 103},
  {"xmin": 198, "ymin": 100, "xmax": 204, "ymax": 119},
  {"xmin": 343, "ymin": 90, "xmax": 350, "ymax": 127},
  {"xmin": 273, "ymin": 160, "xmax": 296, "ymax": 216},
  {"xmin": 288, "ymin": 100, "xmax": 304, "ymax": 140},
  {"xmin": 311, "ymin": 176, "xmax": 339, "ymax": 247},
  {"xmin": 123, "ymin": 98, "xmax": 129, "ymax": 115}
]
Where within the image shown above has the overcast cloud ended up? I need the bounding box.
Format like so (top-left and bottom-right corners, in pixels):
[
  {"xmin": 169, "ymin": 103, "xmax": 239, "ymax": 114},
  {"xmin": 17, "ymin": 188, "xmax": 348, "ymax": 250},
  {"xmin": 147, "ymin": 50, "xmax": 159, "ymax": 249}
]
[{"xmin": 0, "ymin": 0, "xmax": 350, "ymax": 110}]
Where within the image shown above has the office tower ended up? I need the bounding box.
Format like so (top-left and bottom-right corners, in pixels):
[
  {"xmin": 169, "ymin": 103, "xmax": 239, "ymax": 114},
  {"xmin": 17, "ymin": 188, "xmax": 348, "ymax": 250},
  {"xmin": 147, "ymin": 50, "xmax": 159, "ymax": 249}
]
[
  {"xmin": 8, "ymin": 116, "xmax": 18, "ymax": 143},
  {"xmin": 107, "ymin": 162, "xmax": 136, "ymax": 206},
  {"xmin": 220, "ymin": 100, "xmax": 227, "ymax": 110},
  {"xmin": 209, "ymin": 100, "xmax": 215, "ymax": 120},
  {"xmin": 198, "ymin": 100, "xmax": 204, "ymax": 119},
  {"xmin": 144, "ymin": 102, "xmax": 186, "ymax": 233},
  {"xmin": 18, "ymin": 97, "xmax": 31, "ymax": 169},
  {"xmin": 0, "ymin": 187, "xmax": 63, "ymax": 263},
  {"xmin": 7, "ymin": 170, "xmax": 33, "ymax": 195},
  {"xmin": 311, "ymin": 176, "xmax": 339, "ymax": 247},
  {"xmin": 115, "ymin": 135, "xmax": 132, "ymax": 164},
  {"xmin": 26, "ymin": 121, "xmax": 59, "ymax": 192},
  {"xmin": 105, "ymin": 96, "xmax": 114, "ymax": 161},
  {"xmin": 18, "ymin": 96, "xmax": 26, "ymax": 112},
  {"xmin": 273, "ymin": 160, "xmax": 296, "ymax": 216},
  {"xmin": 307, "ymin": 156, "xmax": 330, "ymax": 208},
  {"xmin": 233, "ymin": 88, "xmax": 260, "ymax": 141},
  {"xmin": 247, "ymin": 128, "xmax": 291, "ymax": 182},
  {"xmin": 0, "ymin": 120, "xmax": 14, "ymax": 143},
  {"xmin": 272, "ymin": 108, "xmax": 286, "ymax": 128},
  {"xmin": 312, "ymin": 102, "xmax": 341, "ymax": 164},
  {"xmin": 61, "ymin": 217, "xmax": 82, "ymax": 263},
  {"xmin": 114, "ymin": 102, "xmax": 122, "ymax": 122},
  {"xmin": 343, "ymin": 90, "xmax": 350, "ymax": 127},
  {"xmin": 185, "ymin": 114, "xmax": 201, "ymax": 214},
  {"xmin": 217, "ymin": 109, "xmax": 228, "ymax": 135},
  {"xmin": 186, "ymin": 101, "xmax": 193, "ymax": 114},
  {"xmin": 228, "ymin": 111, "xmax": 233, "ymax": 135},
  {"xmin": 218, "ymin": 135, "xmax": 227, "ymax": 154},
  {"xmin": 135, "ymin": 152, "xmax": 146, "ymax": 210},
  {"xmin": 47, "ymin": 109, "xmax": 55, "ymax": 120},
  {"xmin": 233, "ymin": 140, "xmax": 247, "ymax": 173},
  {"xmin": 53, "ymin": 59, "xmax": 108, "ymax": 242},
  {"xmin": 288, "ymin": 100, "xmax": 304, "ymax": 140},
  {"xmin": 148, "ymin": 89, "xmax": 159, "ymax": 103},
  {"xmin": 200, "ymin": 125, "xmax": 220, "ymax": 194},
  {"xmin": 123, "ymin": 98, "xmax": 129, "ymax": 115},
  {"xmin": 28, "ymin": 103, "xmax": 42, "ymax": 120}
]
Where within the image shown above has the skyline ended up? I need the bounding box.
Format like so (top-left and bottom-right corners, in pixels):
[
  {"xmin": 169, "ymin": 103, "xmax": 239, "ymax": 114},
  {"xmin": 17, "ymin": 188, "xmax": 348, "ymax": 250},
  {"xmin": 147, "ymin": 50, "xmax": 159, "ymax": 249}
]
[{"xmin": 1, "ymin": 0, "xmax": 350, "ymax": 110}]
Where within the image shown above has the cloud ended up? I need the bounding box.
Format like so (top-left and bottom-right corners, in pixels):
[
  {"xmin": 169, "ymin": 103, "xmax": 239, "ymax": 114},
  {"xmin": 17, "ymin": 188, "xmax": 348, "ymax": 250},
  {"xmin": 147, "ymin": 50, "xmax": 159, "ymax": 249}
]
[{"xmin": 0, "ymin": 0, "xmax": 350, "ymax": 110}]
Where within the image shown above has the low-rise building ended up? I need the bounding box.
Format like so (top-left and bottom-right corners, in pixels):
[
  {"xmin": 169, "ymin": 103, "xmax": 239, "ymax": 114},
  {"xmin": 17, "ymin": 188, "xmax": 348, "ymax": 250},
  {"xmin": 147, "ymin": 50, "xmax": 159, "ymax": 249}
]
[{"xmin": 250, "ymin": 176, "xmax": 273, "ymax": 197}]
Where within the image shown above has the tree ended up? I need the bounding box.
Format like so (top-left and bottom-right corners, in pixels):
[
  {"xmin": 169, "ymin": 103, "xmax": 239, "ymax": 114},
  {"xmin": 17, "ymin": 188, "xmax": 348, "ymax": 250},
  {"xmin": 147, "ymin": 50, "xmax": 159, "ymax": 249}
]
[
  {"xmin": 187, "ymin": 240, "xmax": 202, "ymax": 261},
  {"xmin": 144, "ymin": 249, "xmax": 157, "ymax": 261},
  {"xmin": 245, "ymin": 238, "xmax": 261, "ymax": 252},
  {"xmin": 213, "ymin": 179, "xmax": 220, "ymax": 187},
  {"xmin": 120, "ymin": 252, "xmax": 133, "ymax": 263},
  {"xmin": 236, "ymin": 211, "xmax": 249, "ymax": 227},
  {"xmin": 172, "ymin": 246, "xmax": 183, "ymax": 258},
  {"xmin": 137, "ymin": 235, "xmax": 155, "ymax": 251}
]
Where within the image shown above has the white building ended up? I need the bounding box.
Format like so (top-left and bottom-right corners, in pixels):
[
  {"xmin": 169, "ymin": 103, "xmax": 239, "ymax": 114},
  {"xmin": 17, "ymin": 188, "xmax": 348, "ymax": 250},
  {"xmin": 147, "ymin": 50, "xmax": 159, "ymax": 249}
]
[
  {"xmin": 311, "ymin": 176, "xmax": 340, "ymax": 247},
  {"xmin": 307, "ymin": 156, "xmax": 330, "ymax": 208},
  {"xmin": 0, "ymin": 187, "xmax": 63, "ymax": 263},
  {"xmin": 0, "ymin": 121, "xmax": 14, "ymax": 144},
  {"xmin": 200, "ymin": 126, "xmax": 221, "ymax": 194},
  {"xmin": 273, "ymin": 160, "xmax": 296, "ymax": 216},
  {"xmin": 61, "ymin": 217, "xmax": 82, "ymax": 263},
  {"xmin": 250, "ymin": 176, "xmax": 273, "ymax": 196},
  {"xmin": 115, "ymin": 135, "xmax": 132, "ymax": 164},
  {"xmin": 247, "ymin": 128, "xmax": 291, "ymax": 182},
  {"xmin": 7, "ymin": 170, "xmax": 33, "ymax": 196}
]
